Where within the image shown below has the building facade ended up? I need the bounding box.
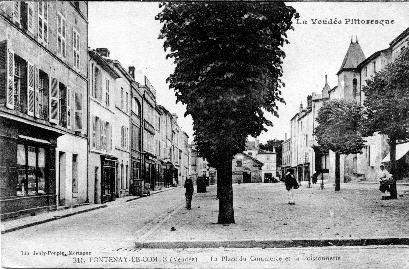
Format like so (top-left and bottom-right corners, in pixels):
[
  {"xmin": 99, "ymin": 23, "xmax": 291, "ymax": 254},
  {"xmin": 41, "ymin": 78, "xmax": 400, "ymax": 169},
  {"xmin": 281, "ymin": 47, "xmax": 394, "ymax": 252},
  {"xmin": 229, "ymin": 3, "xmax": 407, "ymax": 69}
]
[
  {"xmin": 286, "ymin": 28, "xmax": 409, "ymax": 185},
  {"xmin": 88, "ymin": 49, "xmax": 119, "ymax": 204},
  {"xmin": 0, "ymin": 1, "xmax": 88, "ymax": 218}
]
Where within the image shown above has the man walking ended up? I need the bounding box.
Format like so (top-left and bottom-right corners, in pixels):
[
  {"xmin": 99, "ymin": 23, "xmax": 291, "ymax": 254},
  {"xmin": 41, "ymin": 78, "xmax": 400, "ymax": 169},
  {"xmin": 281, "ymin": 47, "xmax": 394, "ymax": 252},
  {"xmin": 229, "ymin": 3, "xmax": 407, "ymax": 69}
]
[
  {"xmin": 285, "ymin": 168, "xmax": 298, "ymax": 205},
  {"xmin": 184, "ymin": 177, "xmax": 194, "ymax": 209}
]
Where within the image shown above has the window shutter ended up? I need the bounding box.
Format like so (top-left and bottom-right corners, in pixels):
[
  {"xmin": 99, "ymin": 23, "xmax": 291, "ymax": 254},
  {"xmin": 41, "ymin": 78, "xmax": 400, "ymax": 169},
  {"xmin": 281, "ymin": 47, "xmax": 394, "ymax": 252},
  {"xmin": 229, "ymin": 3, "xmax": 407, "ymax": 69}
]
[
  {"xmin": 108, "ymin": 123, "xmax": 112, "ymax": 151},
  {"xmin": 49, "ymin": 78, "xmax": 59, "ymax": 124},
  {"xmin": 13, "ymin": 2, "xmax": 20, "ymax": 25},
  {"xmin": 34, "ymin": 67, "xmax": 40, "ymax": 118},
  {"xmin": 67, "ymin": 87, "xmax": 71, "ymax": 129},
  {"xmin": 27, "ymin": 62, "xmax": 35, "ymax": 116},
  {"xmin": 5, "ymin": 47, "xmax": 15, "ymax": 109},
  {"xmin": 27, "ymin": 2, "xmax": 34, "ymax": 33},
  {"xmin": 74, "ymin": 91, "xmax": 83, "ymax": 131}
]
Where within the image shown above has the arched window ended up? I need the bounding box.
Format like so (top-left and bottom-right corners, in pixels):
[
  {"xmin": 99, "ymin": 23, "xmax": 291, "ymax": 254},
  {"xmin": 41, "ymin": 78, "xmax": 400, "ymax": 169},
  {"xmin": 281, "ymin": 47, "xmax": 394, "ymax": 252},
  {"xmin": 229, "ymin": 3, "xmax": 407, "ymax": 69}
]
[
  {"xmin": 132, "ymin": 98, "xmax": 141, "ymax": 117},
  {"xmin": 353, "ymin": 78, "xmax": 357, "ymax": 98}
]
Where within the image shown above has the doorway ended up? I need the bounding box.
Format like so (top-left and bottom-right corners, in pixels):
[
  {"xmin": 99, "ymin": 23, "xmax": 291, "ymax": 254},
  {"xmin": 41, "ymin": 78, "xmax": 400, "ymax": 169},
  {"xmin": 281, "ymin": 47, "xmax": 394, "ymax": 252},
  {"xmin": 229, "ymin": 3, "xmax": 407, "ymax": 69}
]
[{"xmin": 58, "ymin": 152, "xmax": 66, "ymax": 206}]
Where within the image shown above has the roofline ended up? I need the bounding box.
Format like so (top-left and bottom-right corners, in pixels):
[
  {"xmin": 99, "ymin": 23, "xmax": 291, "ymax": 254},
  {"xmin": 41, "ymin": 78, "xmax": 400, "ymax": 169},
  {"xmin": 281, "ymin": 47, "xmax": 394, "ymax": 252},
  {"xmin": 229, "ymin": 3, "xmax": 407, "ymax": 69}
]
[
  {"xmin": 390, "ymin": 27, "xmax": 409, "ymax": 48},
  {"xmin": 240, "ymin": 152, "xmax": 264, "ymax": 165},
  {"xmin": 357, "ymin": 48, "xmax": 390, "ymax": 70},
  {"xmin": 88, "ymin": 50, "xmax": 120, "ymax": 79}
]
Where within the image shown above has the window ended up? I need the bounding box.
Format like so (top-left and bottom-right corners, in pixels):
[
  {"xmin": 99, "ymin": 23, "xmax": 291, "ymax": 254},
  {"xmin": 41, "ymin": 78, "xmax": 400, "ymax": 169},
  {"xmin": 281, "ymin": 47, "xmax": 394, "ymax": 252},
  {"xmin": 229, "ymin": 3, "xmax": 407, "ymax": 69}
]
[
  {"xmin": 120, "ymin": 88, "xmax": 124, "ymax": 109},
  {"xmin": 73, "ymin": 29, "xmax": 80, "ymax": 69},
  {"xmin": 93, "ymin": 67, "xmax": 102, "ymax": 100},
  {"xmin": 92, "ymin": 116, "xmax": 97, "ymax": 149},
  {"xmin": 126, "ymin": 92, "xmax": 129, "ymax": 113},
  {"xmin": 236, "ymin": 160, "xmax": 242, "ymax": 167},
  {"xmin": 132, "ymin": 98, "xmax": 140, "ymax": 117},
  {"xmin": 57, "ymin": 12, "xmax": 66, "ymax": 57},
  {"xmin": 13, "ymin": 56, "xmax": 24, "ymax": 113},
  {"xmin": 373, "ymin": 61, "xmax": 376, "ymax": 73},
  {"xmin": 353, "ymin": 78, "xmax": 357, "ymax": 98},
  {"xmin": 364, "ymin": 66, "xmax": 368, "ymax": 77},
  {"xmin": 38, "ymin": 70, "xmax": 49, "ymax": 120},
  {"xmin": 16, "ymin": 144, "xmax": 46, "ymax": 196},
  {"xmin": 105, "ymin": 79, "xmax": 110, "ymax": 106},
  {"xmin": 74, "ymin": 91, "xmax": 83, "ymax": 131},
  {"xmin": 59, "ymin": 82, "xmax": 67, "ymax": 128},
  {"xmin": 38, "ymin": 2, "xmax": 48, "ymax": 45}
]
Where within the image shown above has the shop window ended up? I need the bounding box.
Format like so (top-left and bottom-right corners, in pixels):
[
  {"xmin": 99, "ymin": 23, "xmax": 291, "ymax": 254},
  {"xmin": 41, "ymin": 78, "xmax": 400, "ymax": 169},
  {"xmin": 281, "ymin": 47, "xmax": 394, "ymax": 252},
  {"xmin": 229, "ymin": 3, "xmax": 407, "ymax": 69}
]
[{"xmin": 16, "ymin": 144, "xmax": 46, "ymax": 196}]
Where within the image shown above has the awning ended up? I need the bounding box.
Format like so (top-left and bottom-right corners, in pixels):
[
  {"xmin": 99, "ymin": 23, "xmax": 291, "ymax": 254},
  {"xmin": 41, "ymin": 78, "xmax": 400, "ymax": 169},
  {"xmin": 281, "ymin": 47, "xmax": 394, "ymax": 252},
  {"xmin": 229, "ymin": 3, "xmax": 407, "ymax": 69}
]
[{"xmin": 382, "ymin": 142, "xmax": 409, "ymax": 162}]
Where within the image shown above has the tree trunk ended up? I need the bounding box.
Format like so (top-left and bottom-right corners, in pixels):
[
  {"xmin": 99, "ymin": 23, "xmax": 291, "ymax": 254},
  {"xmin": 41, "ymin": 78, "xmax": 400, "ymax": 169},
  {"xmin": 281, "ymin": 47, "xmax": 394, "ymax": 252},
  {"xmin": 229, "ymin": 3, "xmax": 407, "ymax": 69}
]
[
  {"xmin": 217, "ymin": 157, "xmax": 235, "ymax": 224},
  {"xmin": 389, "ymin": 139, "xmax": 398, "ymax": 199},
  {"xmin": 335, "ymin": 152, "xmax": 340, "ymax": 191}
]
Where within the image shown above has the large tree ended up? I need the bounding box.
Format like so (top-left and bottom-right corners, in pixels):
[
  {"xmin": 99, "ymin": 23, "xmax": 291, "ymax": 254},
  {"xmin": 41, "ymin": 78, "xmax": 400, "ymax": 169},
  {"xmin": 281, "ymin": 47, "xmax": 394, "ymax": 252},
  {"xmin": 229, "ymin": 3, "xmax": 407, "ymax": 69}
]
[
  {"xmin": 314, "ymin": 99, "xmax": 365, "ymax": 191},
  {"xmin": 156, "ymin": 2, "xmax": 297, "ymax": 223},
  {"xmin": 362, "ymin": 47, "xmax": 409, "ymax": 199}
]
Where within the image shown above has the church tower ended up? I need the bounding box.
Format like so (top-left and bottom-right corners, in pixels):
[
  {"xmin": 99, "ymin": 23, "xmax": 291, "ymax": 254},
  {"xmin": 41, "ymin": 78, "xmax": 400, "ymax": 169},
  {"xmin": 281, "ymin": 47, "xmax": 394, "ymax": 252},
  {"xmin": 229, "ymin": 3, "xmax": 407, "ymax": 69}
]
[{"xmin": 337, "ymin": 36, "xmax": 365, "ymax": 101}]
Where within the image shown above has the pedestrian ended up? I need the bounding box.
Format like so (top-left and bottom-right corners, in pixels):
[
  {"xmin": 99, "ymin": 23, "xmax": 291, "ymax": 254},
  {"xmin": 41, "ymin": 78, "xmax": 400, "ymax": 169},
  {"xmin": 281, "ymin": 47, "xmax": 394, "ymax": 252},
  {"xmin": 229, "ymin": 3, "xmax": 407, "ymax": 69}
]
[
  {"xmin": 285, "ymin": 168, "xmax": 299, "ymax": 205},
  {"xmin": 184, "ymin": 177, "xmax": 194, "ymax": 209},
  {"xmin": 312, "ymin": 171, "xmax": 318, "ymax": 184},
  {"xmin": 378, "ymin": 164, "xmax": 393, "ymax": 200}
]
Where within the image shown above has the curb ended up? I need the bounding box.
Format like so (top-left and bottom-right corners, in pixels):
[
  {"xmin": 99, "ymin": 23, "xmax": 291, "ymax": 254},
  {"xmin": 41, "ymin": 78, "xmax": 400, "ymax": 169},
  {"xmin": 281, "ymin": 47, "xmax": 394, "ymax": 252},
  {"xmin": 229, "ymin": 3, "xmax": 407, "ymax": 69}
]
[
  {"xmin": 1, "ymin": 205, "xmax": 107, "ymax": 234},
  {"xmin": 134, "ymin": 238, "xmax": 409, "ymax": 249}
]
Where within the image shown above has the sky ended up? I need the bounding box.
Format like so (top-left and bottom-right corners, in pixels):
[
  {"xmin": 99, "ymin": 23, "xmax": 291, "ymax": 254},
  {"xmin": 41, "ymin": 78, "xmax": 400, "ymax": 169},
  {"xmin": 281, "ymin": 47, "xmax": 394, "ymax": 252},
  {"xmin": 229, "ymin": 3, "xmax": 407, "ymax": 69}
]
[{"xmin": 88, "ymin": 2, "xmax": 409, "ymax": 143}]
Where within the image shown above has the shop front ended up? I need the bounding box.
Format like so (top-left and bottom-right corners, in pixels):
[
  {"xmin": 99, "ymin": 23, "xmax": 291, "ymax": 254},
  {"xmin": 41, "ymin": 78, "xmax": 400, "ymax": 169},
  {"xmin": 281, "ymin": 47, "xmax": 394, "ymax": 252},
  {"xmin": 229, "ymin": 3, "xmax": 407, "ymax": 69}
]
[
  {"xmin": 100, "ymin": 155, "xmax": 117, "ymax": 203},
  {"xmin": 0, "ymin": 118, "xmax": 61, "ymax": 219}
]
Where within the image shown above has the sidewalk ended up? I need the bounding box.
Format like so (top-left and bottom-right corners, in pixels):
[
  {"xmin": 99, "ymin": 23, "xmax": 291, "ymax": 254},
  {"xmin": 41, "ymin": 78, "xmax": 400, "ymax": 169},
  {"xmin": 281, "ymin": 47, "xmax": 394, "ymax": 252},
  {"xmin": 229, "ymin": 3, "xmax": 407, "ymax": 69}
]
[
  {"xmin": 134, "ymin": 183, "xmax": 409, "ymax": 248},
  {"xmin": 1, "ymin": 186, "xmax": 177, "ymax": 234}
]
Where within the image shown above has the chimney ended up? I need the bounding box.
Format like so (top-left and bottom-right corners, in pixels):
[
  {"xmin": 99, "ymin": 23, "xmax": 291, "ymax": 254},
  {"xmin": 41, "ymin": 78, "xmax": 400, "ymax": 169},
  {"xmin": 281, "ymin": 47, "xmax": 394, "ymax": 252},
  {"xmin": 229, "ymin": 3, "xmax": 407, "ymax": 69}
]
[
  {"xmin": 96, "ymin": 48, "xmax": 110, "ymax": 58},
  {"xmin": 285, "ymin": 133, "xmax": 287, "ymax": 140},
  {"xmin": 128, "ymin": 66, "xmax": 135, "ymax": 80},
  {"xmin": 307, "ymin": 95, "xmax": 312, "ymax": 108},
  {"xmin": 299, "ymin": 102, "xmax": 303, "ymax": 112}
]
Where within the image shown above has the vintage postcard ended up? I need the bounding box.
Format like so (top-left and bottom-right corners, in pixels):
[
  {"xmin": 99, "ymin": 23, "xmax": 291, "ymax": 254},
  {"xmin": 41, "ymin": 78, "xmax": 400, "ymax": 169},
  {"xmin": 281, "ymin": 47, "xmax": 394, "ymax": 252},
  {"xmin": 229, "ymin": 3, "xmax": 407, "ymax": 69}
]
[{"xmin": 1, "ymin": 1, "xmax": 408, "ymax": 268}]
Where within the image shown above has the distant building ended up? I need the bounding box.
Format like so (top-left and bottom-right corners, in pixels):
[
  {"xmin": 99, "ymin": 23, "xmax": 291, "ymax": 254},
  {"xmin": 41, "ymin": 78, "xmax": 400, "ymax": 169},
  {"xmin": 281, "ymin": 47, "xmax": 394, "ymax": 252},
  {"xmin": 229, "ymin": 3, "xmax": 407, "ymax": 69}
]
[{"xmin": 232, "ymin": 152, "xmax": 263, "ymax": 183}]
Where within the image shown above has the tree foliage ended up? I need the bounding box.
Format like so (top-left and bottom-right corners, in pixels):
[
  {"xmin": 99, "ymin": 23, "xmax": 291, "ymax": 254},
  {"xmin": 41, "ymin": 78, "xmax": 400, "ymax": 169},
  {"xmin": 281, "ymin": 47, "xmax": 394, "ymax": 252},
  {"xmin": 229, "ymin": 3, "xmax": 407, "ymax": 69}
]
[
  {"xmin": 156, "ymin": 2, "xmax": 297, "ymax": 167},
  {"xmin": 362, "ymin": 47, "xmax": 409, "ymax": 141},
  {"xmin": 314, "ymin": 99, "xmax": 365, "ymax": 155}
]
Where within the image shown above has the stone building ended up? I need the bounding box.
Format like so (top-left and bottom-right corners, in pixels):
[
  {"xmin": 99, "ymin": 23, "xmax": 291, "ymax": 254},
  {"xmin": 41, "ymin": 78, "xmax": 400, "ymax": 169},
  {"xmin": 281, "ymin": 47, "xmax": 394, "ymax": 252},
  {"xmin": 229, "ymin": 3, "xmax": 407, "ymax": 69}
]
[
  {"xmin": 105, "ymin": 57, "xmax": 132, "ymax": 198},
  {"xmin": 128, "ymin": 67, "xmax": 143, "ymax": 195},
  {"xmin": 88, "ymin": 49, "xmax": 119, "ymax": 204},
  {"xmin": 232, "ymin": 152, "xmax": 263, "ymax": 183},
  {"xmin": 287, "ymin": 28, "xmax": 409, "ymax": 184},
  {"xmin": 0, "ymin": 1, "xmax": 88, "ymax": 218}
]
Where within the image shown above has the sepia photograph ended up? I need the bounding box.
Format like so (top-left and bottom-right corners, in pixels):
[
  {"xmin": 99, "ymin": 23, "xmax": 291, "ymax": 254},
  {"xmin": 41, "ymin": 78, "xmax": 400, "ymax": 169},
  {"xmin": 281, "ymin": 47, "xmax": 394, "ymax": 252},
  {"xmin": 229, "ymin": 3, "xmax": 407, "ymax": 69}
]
[{"xmin": 0, "ymin": 1, "xmax": 408, "ymax": 268}]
